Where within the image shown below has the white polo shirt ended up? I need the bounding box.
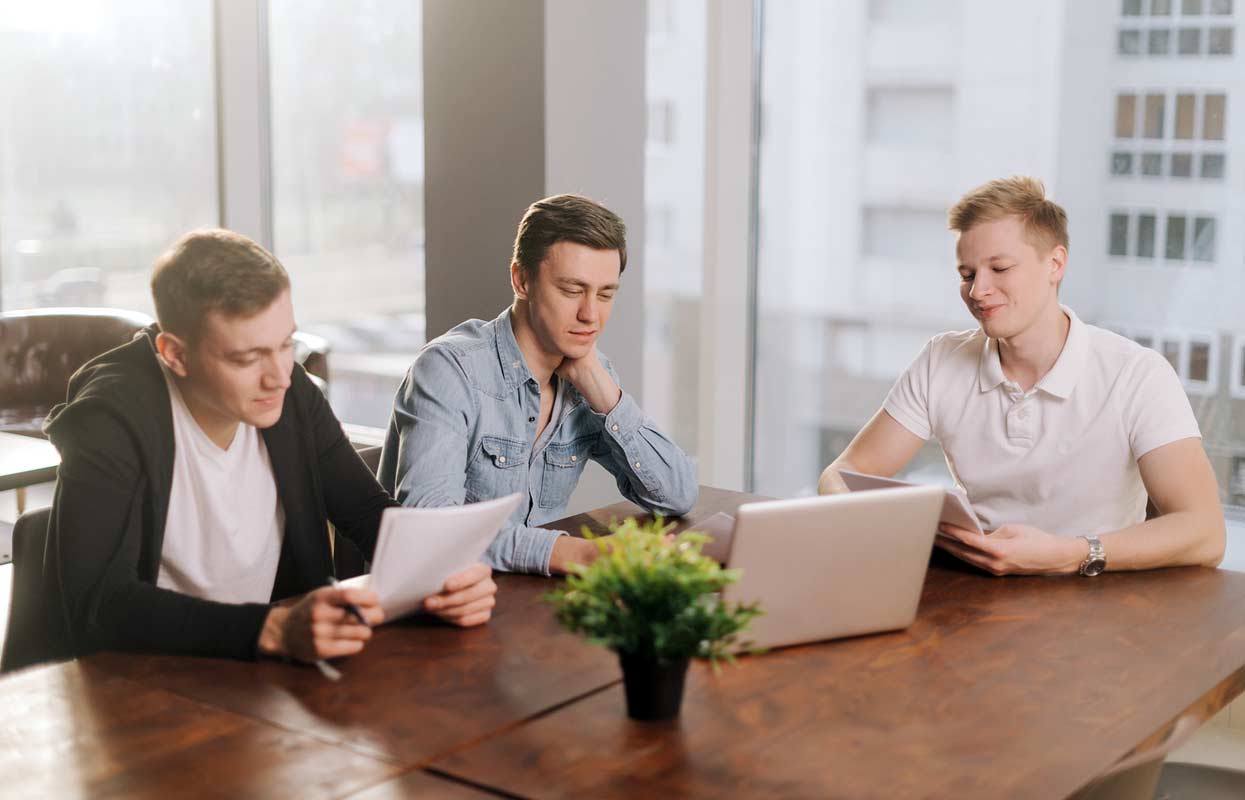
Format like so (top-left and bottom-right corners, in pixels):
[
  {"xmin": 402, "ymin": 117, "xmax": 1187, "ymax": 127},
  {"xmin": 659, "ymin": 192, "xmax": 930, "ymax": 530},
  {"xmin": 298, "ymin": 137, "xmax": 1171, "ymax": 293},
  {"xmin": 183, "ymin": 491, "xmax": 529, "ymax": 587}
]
[{"xmin": 883, "ymin": 306, "xmax": 1201, "ymax": 538}]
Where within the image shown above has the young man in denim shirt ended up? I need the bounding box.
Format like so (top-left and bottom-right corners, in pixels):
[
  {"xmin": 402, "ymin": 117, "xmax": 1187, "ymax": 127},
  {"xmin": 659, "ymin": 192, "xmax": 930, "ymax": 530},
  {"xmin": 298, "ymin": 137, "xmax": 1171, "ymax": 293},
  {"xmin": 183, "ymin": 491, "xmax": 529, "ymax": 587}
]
[{"xmin": 379, "ymin": 194, "xmax": 698, "ymax": 575}]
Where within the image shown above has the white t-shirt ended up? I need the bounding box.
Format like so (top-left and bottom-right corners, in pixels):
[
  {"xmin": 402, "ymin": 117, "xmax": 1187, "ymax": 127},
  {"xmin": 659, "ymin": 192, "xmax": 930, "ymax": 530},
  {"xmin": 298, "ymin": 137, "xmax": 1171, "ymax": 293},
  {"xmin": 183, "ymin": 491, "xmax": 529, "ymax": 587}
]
[
  {"xmin": 157, "ymin": 368, "xmax": 285, "ymax": 603},
  {"xmin": 882, "ymin": 306, "xmax": 1201, "ymax": 538}
]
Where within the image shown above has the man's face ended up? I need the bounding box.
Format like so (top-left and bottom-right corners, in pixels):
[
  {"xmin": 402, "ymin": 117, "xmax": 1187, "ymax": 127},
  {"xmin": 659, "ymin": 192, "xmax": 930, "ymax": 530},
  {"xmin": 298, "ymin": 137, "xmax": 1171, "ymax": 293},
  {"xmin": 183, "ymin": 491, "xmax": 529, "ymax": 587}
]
[
  {"xmin": 956, "ymin": 216, "xmax": 1063, "ymax": 340},
  {"xmin": 517, "ymin": 241, "xmax": 621, "ymax": 360},
  {"xmin": 180, "ymin": 289, "xmax": 297, "ymax": 430}
]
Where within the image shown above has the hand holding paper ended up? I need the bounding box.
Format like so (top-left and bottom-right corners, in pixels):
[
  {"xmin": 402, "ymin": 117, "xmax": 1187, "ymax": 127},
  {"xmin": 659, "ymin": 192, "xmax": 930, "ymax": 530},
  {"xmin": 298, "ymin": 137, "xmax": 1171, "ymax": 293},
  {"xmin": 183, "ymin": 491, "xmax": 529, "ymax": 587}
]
[{"xmin": 340, "ymin": 493, "xmax": 522, "ymax": 623}]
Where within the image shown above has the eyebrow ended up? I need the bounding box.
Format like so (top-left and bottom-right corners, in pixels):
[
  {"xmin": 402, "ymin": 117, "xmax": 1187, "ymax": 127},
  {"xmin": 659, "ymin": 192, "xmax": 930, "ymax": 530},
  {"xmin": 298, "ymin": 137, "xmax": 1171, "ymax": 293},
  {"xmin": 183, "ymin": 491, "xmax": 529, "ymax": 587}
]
[
  {"xmin": 555, "ymin": 278, "xmax": 620, "ymax": 291},
  {"xmin": 223, "ymin": 327, "xmax": 297, "ymax": 358}
]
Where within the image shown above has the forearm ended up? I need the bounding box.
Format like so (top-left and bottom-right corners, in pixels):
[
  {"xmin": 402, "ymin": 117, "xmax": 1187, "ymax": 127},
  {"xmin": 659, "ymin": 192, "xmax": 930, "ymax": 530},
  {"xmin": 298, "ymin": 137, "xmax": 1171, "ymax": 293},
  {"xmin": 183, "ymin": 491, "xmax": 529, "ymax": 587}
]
[
  {"xmin": 594, "ymin": 392, "xmax": 698, "ymax": 515},
  {"xmin": 1099, "ymin": 508, "xmax": 1226, "ymax": 571}
]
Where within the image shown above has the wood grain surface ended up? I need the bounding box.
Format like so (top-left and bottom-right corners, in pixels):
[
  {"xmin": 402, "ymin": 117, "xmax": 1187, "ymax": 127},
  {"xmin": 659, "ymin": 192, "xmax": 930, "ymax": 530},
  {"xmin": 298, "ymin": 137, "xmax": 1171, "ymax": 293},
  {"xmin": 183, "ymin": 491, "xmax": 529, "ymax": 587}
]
[{"xmin": 430, "ymin": 553, "xmax": 1245, "ymax": 798}]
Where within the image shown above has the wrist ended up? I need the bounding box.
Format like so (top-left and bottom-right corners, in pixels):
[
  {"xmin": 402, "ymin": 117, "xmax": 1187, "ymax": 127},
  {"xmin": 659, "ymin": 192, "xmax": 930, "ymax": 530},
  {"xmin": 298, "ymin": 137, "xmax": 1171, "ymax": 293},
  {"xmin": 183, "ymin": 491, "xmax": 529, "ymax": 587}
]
[
  {"xmin": 549, "ymin": 535, "xmax": 594, "ymax": 575},
  {"xmin": 258, "ymin": 606, "xmax": 289, "ymax": 657},
  {"xmin": 1069, "ymin": 537, "xmax": 1090, "ymax": 574}
]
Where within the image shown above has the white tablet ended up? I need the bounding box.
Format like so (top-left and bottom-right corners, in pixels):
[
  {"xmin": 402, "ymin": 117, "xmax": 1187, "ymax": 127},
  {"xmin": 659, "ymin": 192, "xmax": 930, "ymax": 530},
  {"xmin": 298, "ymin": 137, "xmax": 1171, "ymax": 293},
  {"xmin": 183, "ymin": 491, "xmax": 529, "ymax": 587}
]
[{"xmin": 837, "ymin": 469, "xmax": 984, "ymax": 534}]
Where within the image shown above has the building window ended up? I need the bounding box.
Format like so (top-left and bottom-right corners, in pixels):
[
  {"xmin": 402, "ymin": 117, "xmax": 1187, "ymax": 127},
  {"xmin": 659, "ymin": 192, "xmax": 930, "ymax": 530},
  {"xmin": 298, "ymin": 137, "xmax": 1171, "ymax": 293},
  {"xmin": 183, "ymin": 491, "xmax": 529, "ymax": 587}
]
[
  {"xmin": 1118, "ymin": 0, "xmax": 1235, "ymax": 56},
  {"xmin": 1110, "ymin": 213, "xmax": 1130, "ymax": 256},
  {"xmin": 1110, "ymin": 90, "xmax": 1228, "ymax": 180},
  {"xmin": 1107, "ymin": 210, "xmax": 1216, "ymax": 265},
  {"xmin": 647, "ymin": 100, "xmax": 676, "ymax": 147}
]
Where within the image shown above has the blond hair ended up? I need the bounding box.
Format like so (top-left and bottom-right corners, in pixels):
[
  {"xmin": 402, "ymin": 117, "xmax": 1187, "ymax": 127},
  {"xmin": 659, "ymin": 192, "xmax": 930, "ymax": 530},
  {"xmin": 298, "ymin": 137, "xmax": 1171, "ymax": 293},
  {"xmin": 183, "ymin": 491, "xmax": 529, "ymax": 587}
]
[{"xmin": 948, "ymin": 176, "xmax": 1069, "ymax": 254}]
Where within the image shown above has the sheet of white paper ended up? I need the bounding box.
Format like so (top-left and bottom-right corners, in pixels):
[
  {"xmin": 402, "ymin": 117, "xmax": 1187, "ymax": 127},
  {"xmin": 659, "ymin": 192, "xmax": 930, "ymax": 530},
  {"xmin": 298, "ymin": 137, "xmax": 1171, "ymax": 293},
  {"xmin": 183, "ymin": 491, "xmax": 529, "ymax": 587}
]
[
  {"xmin": 837, "ymin": 469, "xmax": 984, "ymax": 534},
  {"xmin": 339, "ymin": 493, "xmax": 522, "ymax": 621}
]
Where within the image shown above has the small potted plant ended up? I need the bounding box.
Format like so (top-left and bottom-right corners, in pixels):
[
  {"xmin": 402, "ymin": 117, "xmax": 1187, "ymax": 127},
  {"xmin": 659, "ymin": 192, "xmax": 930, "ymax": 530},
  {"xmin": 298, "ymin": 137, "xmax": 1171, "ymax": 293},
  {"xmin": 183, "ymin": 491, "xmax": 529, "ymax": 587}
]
[{"xmin": 545, "ymin": 517, "xmax": 761, "ymax": 721}]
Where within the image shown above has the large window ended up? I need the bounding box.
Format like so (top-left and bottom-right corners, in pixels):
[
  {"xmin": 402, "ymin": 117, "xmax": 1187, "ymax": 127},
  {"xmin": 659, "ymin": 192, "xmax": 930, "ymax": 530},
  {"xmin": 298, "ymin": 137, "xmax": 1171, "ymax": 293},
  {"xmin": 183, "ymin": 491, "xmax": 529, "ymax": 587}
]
[
  {"xmin": 269, "ymin": 0, "xmax": 425, "ymax": 427},
  {"xmin": 0, "ymin": 1, "xmax": 217, "ymax": 313},
  {"xmin": 752, "ymin": 0, "xmax": 1245, "ymax": 511},
  {"xmin": 643, "ymin": 0, "xmax": 708, "ymax": 463}
]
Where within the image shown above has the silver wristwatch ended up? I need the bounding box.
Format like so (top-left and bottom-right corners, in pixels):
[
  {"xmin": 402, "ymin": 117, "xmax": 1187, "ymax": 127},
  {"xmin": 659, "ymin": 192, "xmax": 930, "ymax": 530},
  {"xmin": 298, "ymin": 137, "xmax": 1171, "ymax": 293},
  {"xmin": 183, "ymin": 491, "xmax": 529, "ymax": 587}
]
[{"xmin": 1078, "ymin": 535, "xmax": 1106, "ymax": 577}]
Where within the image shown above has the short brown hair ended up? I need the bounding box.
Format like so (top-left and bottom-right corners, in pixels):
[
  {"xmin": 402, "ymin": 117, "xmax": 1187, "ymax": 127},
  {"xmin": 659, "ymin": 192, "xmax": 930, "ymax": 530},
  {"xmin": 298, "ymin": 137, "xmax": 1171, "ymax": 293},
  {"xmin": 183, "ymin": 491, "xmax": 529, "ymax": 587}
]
[
  {"xmin": 151, "ymin": 229, "xmax": 290, "ymax": 340},
  {"xmin": 948, "ymin": 176, "xmax": 1069, "ymax": 254},
  {"xmin": 511, "ymin": 194, "xmax": 627, "ymax": 281}
]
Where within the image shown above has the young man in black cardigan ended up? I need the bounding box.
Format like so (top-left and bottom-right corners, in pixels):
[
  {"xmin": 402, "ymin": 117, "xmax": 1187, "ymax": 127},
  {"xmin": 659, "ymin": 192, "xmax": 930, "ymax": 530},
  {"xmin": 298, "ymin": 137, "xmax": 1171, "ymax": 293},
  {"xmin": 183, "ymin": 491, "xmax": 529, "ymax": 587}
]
[{"xmin": 43, "ymin": 229, "xmax": 496, "ymax": 664}]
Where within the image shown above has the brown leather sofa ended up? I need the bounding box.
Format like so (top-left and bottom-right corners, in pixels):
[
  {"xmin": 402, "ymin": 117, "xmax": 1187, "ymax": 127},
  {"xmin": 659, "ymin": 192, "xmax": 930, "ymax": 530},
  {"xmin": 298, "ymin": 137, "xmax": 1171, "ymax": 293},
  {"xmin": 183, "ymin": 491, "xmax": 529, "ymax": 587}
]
[{"xmin": 1, "ymin": 307, "xmax": 331, "ymax": 438}]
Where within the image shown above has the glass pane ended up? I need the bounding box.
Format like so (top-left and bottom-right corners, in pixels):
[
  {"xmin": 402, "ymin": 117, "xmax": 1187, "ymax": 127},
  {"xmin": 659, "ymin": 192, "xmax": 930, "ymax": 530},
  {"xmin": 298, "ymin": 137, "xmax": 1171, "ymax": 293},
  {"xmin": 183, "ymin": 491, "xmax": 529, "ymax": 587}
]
[
  {"xmin": 1162, "ymin": 340, "xmax": 1181, "ymax": 372},
  {"xmin": 1144, "ymin": 93, "xmax": 1165, "ymax": 138},
  {"xmin": 1178, "ymin": 27, "xmax": 1202, "ymax": 53},
  {"xmin": 1110, "ymin": 214, "xmax": 1130, "ymax": 257},
  {"xmin": 1182, "ymin": 0, "xmax": 1204, "ymax": 12},
  {"xmin": 1208, "ymin": 26, "xmax": 1234, "ymax": 53},
  {"xmin": 1201, "ymin": 153, "xmax": 1226, "ymax": 178},
  {"xmin": 1189, "ymin": 342, "xmax": 1210, "ymax": 382},
  {"xmin": 1174, "ymin": 94, "xmax": 1196, "ymax": 138},
  {"xmin": 1193, "ymin": 216, "xmax": 1216, "ymax": 261},
  {"xmin": 1209, "ymin": 0, "xmax": 1233, "ymax": 13},
  {"xmin": 1148, "ymin": 28, "xmax": 1172, "ymax": 53},
  {"xmin": 269, "ymin": 0, "xmax": 425, "ymax": 427},
  {"xmin": 1137, "ymin": 213, "xmax": 1157, "ymax": 257},
  {"xmin": 0, "ymin": 1, "xmax": 217, "ymax": 313},
  {"xmin": 754, "ymin": 1, "xmax": 1245, "ymax": 504},
  {"xmin": 1115, "ymin": 94, "xmax": 1137, "ymax": 137},
  {"xmin": 1118, "ymin": 29, "xmax": 1142, "ymax": 54},
  {"xmin": 1135, "ymin": 335, "xmax": 1154, "ymax": 348},
  {"xmin": 643, "ymin": 0, "xmax": 707, "ymax": 461},
  {"xmin": 1166, "ymin": 215, "xmax": 1187, "ymax": 260},
  {"xmin": 1203, "ymin": 93, "xmax": 1226, "ymax": 139}
]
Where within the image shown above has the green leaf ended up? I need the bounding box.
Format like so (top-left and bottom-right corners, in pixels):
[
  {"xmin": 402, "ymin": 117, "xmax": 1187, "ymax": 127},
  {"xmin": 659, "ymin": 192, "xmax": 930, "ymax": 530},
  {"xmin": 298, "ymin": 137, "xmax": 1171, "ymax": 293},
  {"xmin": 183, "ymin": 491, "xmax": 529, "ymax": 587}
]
[{"xmin": 543, "ymin": 516, "xmax": 763, "ymax": 665}]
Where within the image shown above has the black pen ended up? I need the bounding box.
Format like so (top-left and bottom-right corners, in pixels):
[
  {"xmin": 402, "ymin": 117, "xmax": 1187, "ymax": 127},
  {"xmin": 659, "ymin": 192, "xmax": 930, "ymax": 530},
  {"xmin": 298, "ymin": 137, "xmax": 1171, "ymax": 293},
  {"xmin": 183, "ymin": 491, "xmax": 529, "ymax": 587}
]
[{"xmin": 327, "ymin": 576, "xmax": 370, "ymax": 627}]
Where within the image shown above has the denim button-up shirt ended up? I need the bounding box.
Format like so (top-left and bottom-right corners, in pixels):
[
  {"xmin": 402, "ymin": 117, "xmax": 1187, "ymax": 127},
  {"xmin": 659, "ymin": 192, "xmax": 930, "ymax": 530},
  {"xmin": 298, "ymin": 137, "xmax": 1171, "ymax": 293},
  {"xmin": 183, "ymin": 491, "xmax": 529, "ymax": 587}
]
[{"xmin": 378, "ymin": 308, "xmax": 699, "ymax": 575}]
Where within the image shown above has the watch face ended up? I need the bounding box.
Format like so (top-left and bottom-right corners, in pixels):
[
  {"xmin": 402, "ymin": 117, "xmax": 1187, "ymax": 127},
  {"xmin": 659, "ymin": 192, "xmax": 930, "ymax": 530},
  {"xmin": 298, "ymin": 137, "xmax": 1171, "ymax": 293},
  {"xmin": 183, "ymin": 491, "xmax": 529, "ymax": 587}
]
[{"xmin": 1083, "ymin": 558, "xmax": 1106, "ymax": 577}]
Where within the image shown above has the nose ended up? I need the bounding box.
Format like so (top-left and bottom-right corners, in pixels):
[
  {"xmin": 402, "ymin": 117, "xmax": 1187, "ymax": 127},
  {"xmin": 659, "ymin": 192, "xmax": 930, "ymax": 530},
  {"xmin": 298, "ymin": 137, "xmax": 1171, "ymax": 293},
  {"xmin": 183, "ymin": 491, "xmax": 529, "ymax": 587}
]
[
  {"xmin": 968, "ymin": 272, "xmax": 992, "ymax": 300},
  {"xmin": 262, "ymin": 353, "xmax": 292, "ymax": 391},
  {"xmin": 577, "ymin": 294, "xmax": 598, "ymax": 324}
]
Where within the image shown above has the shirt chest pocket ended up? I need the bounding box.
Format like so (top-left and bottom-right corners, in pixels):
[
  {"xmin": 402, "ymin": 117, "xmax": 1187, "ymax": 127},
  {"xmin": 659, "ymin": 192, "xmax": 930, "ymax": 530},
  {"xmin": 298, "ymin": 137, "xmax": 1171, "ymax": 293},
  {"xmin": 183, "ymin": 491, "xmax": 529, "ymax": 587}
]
[
  {"xmin": 465, "ymin": 435, "xmax": 528, "ymax": 503},
  {"xmin": 538, "ymin": 436, "xmax": 596, "ymax": 509}
]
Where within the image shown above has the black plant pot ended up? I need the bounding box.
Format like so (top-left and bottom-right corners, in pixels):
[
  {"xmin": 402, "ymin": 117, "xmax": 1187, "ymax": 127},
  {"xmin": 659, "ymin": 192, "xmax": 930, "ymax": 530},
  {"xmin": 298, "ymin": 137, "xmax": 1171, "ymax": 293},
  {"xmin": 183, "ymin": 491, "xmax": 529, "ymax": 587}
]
[{"xmin": 618, "ymin": 652, "xmax": 690, "ymax": 721}]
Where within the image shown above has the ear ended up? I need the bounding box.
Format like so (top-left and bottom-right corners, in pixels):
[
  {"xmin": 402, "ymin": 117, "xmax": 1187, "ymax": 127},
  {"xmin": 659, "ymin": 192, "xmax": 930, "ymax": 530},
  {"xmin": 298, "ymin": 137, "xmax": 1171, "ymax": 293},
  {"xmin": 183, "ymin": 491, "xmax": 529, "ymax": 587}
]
[
  {"xmin": 510, "ymin": 261, "xmax": 529, "ymax": 301},
  {"xmin": 155, "ymin": 331, "xmax": 191, "ymax": 378},
  {"xmin": 1047, "ymin": 245, "xmax": 1067, "ymax": 286}
]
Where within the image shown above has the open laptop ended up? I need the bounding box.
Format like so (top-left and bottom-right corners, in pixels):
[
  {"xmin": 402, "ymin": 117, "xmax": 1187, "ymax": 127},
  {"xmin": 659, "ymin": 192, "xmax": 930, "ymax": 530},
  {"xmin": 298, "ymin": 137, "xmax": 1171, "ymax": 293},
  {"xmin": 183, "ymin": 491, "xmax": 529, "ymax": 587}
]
[{"xmin": 710, "ymin": 485, "xmax": 944, "ymax": 650}]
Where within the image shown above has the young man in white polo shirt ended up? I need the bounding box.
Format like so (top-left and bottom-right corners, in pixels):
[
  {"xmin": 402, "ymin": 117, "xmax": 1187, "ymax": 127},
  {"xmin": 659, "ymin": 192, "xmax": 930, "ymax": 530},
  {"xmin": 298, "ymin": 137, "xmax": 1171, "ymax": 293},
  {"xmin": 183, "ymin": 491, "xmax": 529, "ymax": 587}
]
[{"xmin": 818, "ymin": 176, "xmax": 1225, "ymax": 576}]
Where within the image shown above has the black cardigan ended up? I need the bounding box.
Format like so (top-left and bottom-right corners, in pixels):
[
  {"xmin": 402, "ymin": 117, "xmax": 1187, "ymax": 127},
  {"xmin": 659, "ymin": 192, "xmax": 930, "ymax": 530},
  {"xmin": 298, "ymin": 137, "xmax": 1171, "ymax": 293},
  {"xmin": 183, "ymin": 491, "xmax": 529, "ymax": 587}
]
[{"xmin": 43, "ymin": 327, "xmax": 396, "ymax": 660}]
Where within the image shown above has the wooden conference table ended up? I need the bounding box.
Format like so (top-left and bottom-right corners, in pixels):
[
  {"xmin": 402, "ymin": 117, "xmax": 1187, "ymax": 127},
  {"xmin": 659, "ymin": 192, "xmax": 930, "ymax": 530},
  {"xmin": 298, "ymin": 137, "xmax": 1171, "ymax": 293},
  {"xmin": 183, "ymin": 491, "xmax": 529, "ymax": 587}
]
[{"xmin": 4, "ymin": 486, "xmax": 1245, "ymax": 798}]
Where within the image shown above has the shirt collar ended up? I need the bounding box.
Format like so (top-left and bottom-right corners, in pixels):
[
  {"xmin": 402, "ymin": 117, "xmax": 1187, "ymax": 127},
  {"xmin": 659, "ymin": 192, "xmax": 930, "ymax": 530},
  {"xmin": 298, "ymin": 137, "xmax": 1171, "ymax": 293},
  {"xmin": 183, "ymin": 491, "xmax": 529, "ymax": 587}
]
[
  {"xmin": 493, "ymin": 307, "xmax": 533, "ymax": 388},
  {"xmin": 977, "ymin": 305, "xmax": 1088, "ymax": 399}
]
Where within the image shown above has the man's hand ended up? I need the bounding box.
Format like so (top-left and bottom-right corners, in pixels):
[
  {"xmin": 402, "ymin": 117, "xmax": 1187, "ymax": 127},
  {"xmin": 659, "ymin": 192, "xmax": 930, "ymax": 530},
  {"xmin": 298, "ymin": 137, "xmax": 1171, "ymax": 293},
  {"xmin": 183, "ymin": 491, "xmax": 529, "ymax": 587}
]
[
  {"xmin": 258, "ymin": 586, "xmax": 384, "ymax": 662},
  {"xmin": 423, "ymin": 563, "xmax": 497, "ymax": 627},
  {"xmin": 935, "ymin": 522, "xmax": 1088, "ymax": 576},
  {"xmin": 548, "ymin": 534, "xmax": 615, "ymax": 575},
  {"xmin": 555, "ymin": 351, "xmax": 621, "ymax": 414}
]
